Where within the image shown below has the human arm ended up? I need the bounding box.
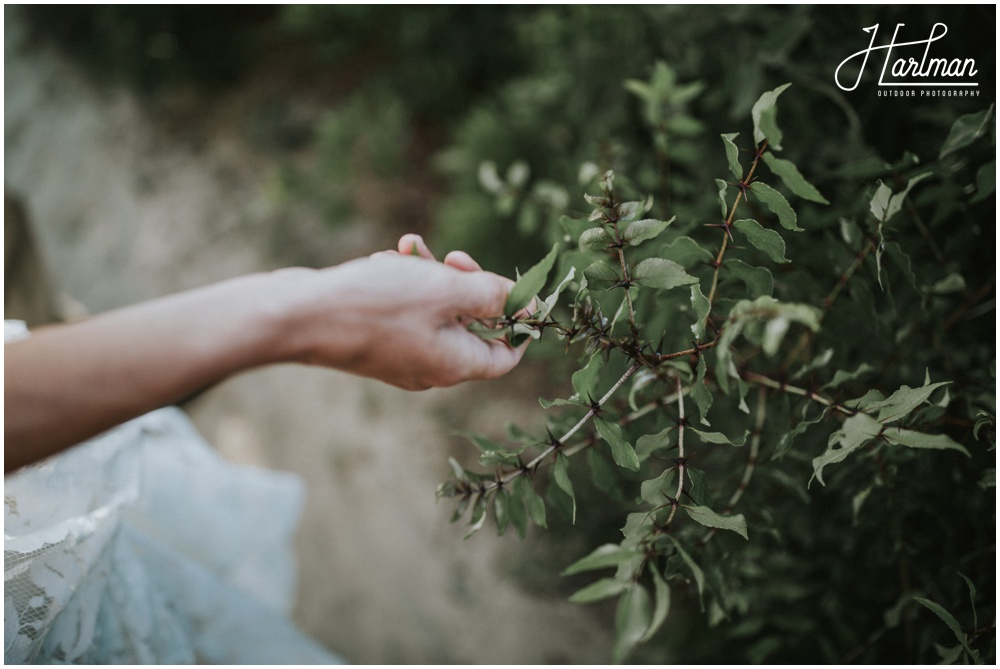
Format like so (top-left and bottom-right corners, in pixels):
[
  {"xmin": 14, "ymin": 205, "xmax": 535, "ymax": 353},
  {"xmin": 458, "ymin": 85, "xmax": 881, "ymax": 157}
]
[{"xmin": 4, "ymin": 236, "xmax": 525, "ymax": 472}]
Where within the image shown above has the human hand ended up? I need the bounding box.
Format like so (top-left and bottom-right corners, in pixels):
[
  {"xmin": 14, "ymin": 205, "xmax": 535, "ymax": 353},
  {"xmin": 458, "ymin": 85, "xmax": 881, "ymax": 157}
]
[{"xmin": 272, "ymin": 235, "xmax": 528, "ymax": 390}]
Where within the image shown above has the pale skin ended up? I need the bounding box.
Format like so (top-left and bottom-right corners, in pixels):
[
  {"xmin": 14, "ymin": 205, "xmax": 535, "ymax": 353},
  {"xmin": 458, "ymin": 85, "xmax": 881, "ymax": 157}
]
[{"xmin": 4, "ymin": 234, "xmax": 527, "ymax": 473}]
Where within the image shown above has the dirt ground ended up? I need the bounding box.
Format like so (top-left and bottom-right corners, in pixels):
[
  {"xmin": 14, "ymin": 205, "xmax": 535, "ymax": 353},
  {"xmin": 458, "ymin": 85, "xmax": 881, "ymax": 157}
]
[{"xmin": 4, "ymin": 17, "xmax": 614, "ymax": 664}]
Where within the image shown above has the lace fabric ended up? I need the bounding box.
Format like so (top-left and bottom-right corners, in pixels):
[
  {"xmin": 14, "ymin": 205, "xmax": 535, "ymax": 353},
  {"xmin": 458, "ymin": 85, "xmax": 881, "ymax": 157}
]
[{"xmin": 4, "ymin": 321, "xmax": 341, "ymax": 663}]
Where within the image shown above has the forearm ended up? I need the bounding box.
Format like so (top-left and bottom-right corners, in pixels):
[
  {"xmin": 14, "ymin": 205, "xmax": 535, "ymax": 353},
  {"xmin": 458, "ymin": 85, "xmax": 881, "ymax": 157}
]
[
  {"xmin": 4, "ymin": 271, "xmax": 296, "ymax": 472},
  {"xmin": 4, "ymin": 246, "xmax": 523, "ymax": 472}
]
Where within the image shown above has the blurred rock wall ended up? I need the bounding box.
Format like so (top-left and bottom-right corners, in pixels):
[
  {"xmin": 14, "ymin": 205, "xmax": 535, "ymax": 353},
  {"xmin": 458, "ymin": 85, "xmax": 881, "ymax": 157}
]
[{"xmin": 4, "ymin": 13, "xmax": 612, "ymax": 664}]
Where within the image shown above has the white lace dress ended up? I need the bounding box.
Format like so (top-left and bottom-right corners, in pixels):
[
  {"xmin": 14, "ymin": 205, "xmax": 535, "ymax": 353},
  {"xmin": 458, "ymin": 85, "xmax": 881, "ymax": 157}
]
[{"xmin": 4, "ymin": 321, "xmax": 341, "ymax": 664}]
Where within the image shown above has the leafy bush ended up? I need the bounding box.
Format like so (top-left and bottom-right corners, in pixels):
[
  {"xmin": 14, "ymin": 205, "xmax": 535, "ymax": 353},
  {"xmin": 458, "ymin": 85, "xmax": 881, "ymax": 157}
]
[{"xmin": 438, "ymin": 84, "xmax": 995, "ymax": 663}]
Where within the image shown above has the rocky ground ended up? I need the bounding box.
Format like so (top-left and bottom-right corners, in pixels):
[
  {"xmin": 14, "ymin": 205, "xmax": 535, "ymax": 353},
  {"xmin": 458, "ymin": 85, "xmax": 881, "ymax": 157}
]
[{"xmin": 4, "ymin": 16, "xmax": 613, "ymax": 664}]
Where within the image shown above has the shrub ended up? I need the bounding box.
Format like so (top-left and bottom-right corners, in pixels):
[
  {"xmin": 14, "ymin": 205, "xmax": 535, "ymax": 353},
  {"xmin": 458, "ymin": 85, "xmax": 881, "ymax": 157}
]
[{"xmin": 438, "ymin": 83, "xmax": 995, "ymax": 663}]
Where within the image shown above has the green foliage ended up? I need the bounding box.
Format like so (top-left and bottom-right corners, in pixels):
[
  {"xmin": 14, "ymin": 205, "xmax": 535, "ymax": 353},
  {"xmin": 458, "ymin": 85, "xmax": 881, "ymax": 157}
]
[{"xmin": 437, "ymin": 79, "xmax": 995, "ymax": 663}]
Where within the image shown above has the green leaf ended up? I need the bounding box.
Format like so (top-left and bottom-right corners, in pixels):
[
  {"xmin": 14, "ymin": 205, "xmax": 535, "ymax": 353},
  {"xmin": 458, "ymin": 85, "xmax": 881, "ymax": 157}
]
[
  {"xmin": 683, "ymin": 505, "xmax": 749, "ymax": 539},
  {"xmin": 934, "ymin": 643, "xmax": 965, "ymax": 665},
  {"xmin": 579, "ymin": 227, "xmax": 613, "ymax": 252},
  {"xmin": 971, "ymin": 161, "xmax": 995, "ymax": 203},
  {"xmin": 715, "ymin": 179, "xmax": 729, "ymax": 218},
  {"xmin": 761, "ymin": 153, "xmax": 829, "ymax": 204},
  {"xmin": 584, "ymin": 259, "xmax": 620, "ymax": 287},
  {"xmin": 493, "ymin": 488, "xmax": 510, "ymax": 536},
  {"xmin": 506, "ymin": 481, "xmax": 527, "ymax": 539},
  {"xmin": 721, "ymin": 133, "xmax": 743, "ymax": 180},
  {"xmin": 505, "ymin": 243, "xmax": 559, "ymax": 317},
  {"xmin": 869, "ymin": 380, "xmax": 950, "ymax": 424},
  {"xmin": 572, "ymin": 353, "xmax": 604, "ymax": 399},
  {"xmin": 614, "ymin": 584, "xmax": 652, "ymax": 663},
  {"xmin": 616, "ymin": 201, "xmax": 644, "ymax": 223},
  {"xmin": 871, "ymin": 173, "xmax": 931, "ymax": 225},
  {"xmin": 563, "ymin": 543, "xmax": 639, "ymax": 576},
  {"xmin": 717, "ymin": 296, "xmax": 821, "ymax": 389},
  {"xmin": 751, "ymin": 83, "xmax": 791, "ymax": 149},
  {"xmin": 623, "ymin": 217, "xmax": 676, "ymax": 245},
  {"xmin": 641, "ymin": 568, "xmax": 671, "ymax": 643},
  {"xmin": 539, "ymin": 266, "xmax": 576, "ymax": 320},
  {"xmin": 690, "ymin": 283, "xmax": 711, "ymax": 340},
  {"xmin": 478, "ymin": 448, "xmax": 522, "ymax": 467},
  {"xmin": 824, "ymin": 362, "xmax": 875, "ymax": 390},
  {"xmin": 883, "ymin": 428, "xmax": 971, "ymax": 456},
  {"xmin": 939, "ymin": 105, "xmax": 994, "ymax": 158},
  {"xmin": 635, "ymin": 426, "xmax": 676, "ymax": 461},
  {"xmin": 553, "ymin": 453, "xmax": 576, "ymax": 524},
  {"xmin": 690, "ymin": 428, "xmax": 749, "ymax": 446},
  {"xmin": 596, "ymin": 418, "xmax": 640, "ymax": 471},
  {"xmin": 726, "ymin": 259, "xmax": 773, "ymax": 298},
  {"xmin": 749, "ymin": 182, "xmax": 801, "ymax": 231},
  {"xmin": 914, "ymin": 597, "xmax": 973, "ymax": 654},
  {"xmin": 691, "ymin": 356, "xmax": 713, "ymax": 425},
  {"xmin": 539, "ymin": 396, "xmax": 584, "ymax": 409},
  {"xmin": 464, "ymin": 493, "xmax": 489, "ymax": 539},
  {"xmin": 869, "ymin": 180, "xmax": 893, "ymax": 223},
  {"xmin": 640, "ymin": 468, "xmax": 676, "ymax": 505},
  {"xmin": 633, "ymin": 257, "xmax": 699, "ymax": 290},
  {"xmin": 810, "ymin": 413, "xmax": 883, "ymax": 486},
  {"xmin": 668, "ymin": 536, "xmax": 706, "ymax": 602},
  {"xmin": 569, "ymin": 577, "xmax": 629, "ymax": 604},
  {"xmin": 733, "ymin": 219, "xmax": 790, "ymax": 264},
  {"xmin": 516, "ymin": 475, "xmax": 547, "ymax": 528},
  {"xmin": 660, "ymin": 236, "xmax": 714, "ymax": 268},
  {"xmin": 958, "ymin": 572, "xmax": 978, "ymax": 631}
]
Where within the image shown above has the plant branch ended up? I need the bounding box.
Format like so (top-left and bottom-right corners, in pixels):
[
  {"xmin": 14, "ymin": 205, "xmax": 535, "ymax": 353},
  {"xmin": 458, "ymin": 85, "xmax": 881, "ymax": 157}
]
[
  {"xmin": 705, "ymin": 140, "xmax": 768, "ymax": 312},
  {"xmin": 698, "ymin": 385, "xmax": 765, "ymax": 547},
  {"xmin": 664, "ymin": 376, "xmax": 686, "ymax": 528},
  {"xmin": 495, "ymin": 361, "xmax": 642, "ymax": 488}
]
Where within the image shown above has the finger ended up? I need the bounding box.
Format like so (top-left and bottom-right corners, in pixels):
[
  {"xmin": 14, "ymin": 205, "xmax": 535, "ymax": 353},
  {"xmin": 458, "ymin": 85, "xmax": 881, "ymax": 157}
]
[
  {"xmin": 398, "ymin": 234, "xmax": 436, "ymax": 261},
  {"xmin": 441, "ymin": 326, "xmax": 528, "ymax": 385},
  {"xmin": 369, "ymin": 250, "xmax": 400, "ymax": 259},
  {"xmin": 448, "ymin": 270, "xmax": 513, "ymax": 320},
  {"xmin": 443, "ymin": 250, "xmax": 482, "ymax": 272}
]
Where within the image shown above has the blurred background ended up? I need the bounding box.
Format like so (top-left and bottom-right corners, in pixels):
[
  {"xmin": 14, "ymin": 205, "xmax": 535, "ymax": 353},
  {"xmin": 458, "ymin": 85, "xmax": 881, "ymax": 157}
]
[{"xmin": 5, "ymin": 5, "xmax": 993, "ymax": 663}]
